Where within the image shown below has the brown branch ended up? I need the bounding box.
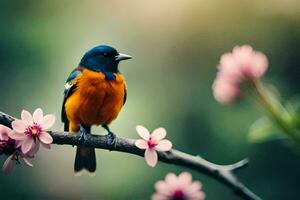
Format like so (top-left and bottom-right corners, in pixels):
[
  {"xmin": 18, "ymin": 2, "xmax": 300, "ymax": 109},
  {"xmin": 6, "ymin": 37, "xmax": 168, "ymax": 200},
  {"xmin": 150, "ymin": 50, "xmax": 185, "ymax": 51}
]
[{"xmin": 0, "ymin": 111, "xmax": 262, "ymax": 200}]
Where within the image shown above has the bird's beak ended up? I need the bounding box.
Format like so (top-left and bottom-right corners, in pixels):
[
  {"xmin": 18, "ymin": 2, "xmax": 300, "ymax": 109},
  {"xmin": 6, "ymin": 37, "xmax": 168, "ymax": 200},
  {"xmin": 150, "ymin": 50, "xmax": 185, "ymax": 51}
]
[{"xmin": 115, "ymin": 53, "xmax": 132, "ymax": 61}]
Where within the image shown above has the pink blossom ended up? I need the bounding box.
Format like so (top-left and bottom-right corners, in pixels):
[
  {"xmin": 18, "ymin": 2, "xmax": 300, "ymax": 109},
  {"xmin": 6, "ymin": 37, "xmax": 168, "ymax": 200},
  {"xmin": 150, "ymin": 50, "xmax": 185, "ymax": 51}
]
[
  {"xmin": 152, "ymin": 172, "xmax": 205, "ymax": 200},
  {"xmin": 0, "ymin": 125, "xmax": 33, "ymax": 174},
  {"xmin": 212, "ymin": 73, "xmax": 241, "ymax": 104},
  {"xmin": 218, "ymin": 45, "xmax": 268, "ymax": 80},
  {"xmin": 0, "ymin": 125, "xmax": 20, "ymax": 158},
  {"xmin": 2, "ymin": 152, "xmax": 34, "ymax": 174},
  {"xmin": 213, "ymin": 45, "xmax": 268, "ymax": 104},
  {"xmin": 135, "ymin": 125, "xmax": 172, "ymax": 167},
  {"xmin": 0, "ymin": 125, "xmax": 11, "ymax": 141},
  {"xmin": 9, "ymin": 108, "xmax": 55, "ymax": 154}
]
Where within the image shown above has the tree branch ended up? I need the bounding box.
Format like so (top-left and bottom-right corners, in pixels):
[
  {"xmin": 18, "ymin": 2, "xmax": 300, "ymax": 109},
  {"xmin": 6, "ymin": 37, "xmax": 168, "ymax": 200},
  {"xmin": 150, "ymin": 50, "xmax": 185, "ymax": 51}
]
[{"xmin": 0, "ymin": 111, "xmax": 262, "ymax": 200}]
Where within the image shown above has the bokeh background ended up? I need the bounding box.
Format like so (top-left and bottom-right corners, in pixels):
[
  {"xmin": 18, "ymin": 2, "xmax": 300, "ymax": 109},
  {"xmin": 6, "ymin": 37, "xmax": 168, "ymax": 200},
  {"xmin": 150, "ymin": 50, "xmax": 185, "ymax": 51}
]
[{"xmin": 0, "ymin": 0, "xmax": 300, "ymax": 199}]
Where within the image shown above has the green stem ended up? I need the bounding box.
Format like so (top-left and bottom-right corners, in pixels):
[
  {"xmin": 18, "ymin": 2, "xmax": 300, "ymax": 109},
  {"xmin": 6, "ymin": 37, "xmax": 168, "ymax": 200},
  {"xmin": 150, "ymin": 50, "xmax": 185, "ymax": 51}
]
[{"xmin": 251, "ymin": 79, "xmax": 300, "ymax": 146}]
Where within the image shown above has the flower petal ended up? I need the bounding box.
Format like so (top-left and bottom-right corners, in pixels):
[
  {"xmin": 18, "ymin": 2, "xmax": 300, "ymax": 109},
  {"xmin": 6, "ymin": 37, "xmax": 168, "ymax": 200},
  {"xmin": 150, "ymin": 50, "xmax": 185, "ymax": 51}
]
[
  {"xmin": 33, "ymin": 108, "xmax": 43, "ymax": 124},
  {"xmin": 185, "ymin": 181, "xmax": 202, "ymax": 195},
  {"xmin": 188, "ymin": 191, "xmax": 206, "ymax": 200},
  {"xmin": 38, "ymin": 132, "xmax": 53, "ymax": 144},
  {"xmin": 21, "ymin": 110, "xmax": 33, "ymax": 125},
  {"xmin": 21, "ymin": 137, "xmax": 34, "ymax": 154},
  {"xmin": 11, "ymin": 120, "xmax": 27, "ymax": 133},
  {"xmin": 0, "ymin": 133, "xmax": 8, "ymax": 141},
  {"xmin": 15, "ymin": 140, "xmax": 22, "ymax": 148},
  {"xmin": 2, "ymin": 155, "xmax": 14, "ymax": 174},
  {"xmin": 212, "ymin": 74, "xmax": 241, "ymax": 104},
  {"xmin": 22, "ymin": 156, "xmax": 33, "ymax": 167},
  {"xmin": 155, "ymin": 140, "xmax": 172, "ymax": 152},
  {"xmin": 27, "ymin": 141, "xmax": 40, "ymax": 156},
  {"xmin": 178, "ymin": 172, "xmax": 192, "ymax": 187},
  {"xmin": 135, "ymin": 139, "xmax": 148, "ymax": 149},
  {"xmin": 136, "ymin": 125, "xmax": 150, "ymax": 140},
  {"xmin": 154, "ymin": 181, "xmax": 173, "ymax": 196},
  {"xmin": 151, "ymin": 128, "xmax": 166, "ymax": 141},
  {"xmin": 8, "ymin": 131, "xmax": 26, "ymax": 141},
  {"xmin": 145, "ymin": 148, "xmax": 158, "ymax": 167},
  {"xmin": 40, "ymin": 115, "xmax": 56, "ymax": 130},
  {"xmin": 0, "ymin": 125, "xmax": 11, "ymax": 140},
  {"xmin": 165, "ymin": 173, "xmax": 178, "ymax": 188}
]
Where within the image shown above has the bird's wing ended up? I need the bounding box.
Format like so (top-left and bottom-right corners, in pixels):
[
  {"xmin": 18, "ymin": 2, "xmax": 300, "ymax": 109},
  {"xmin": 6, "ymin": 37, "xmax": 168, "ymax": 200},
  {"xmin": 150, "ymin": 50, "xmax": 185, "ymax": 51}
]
[
  {"xmin": 123, "ymin": 83, "xmax": 127, "ymax": 105},
  {"xmin": 61, "ymin": 67, "xmax": 83, "ymax": 130}
]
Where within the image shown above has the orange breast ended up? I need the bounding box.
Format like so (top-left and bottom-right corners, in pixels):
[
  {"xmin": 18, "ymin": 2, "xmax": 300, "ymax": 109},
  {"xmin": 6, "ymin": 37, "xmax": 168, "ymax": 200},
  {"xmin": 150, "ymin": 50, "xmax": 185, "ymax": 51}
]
[{"xmin": 65, "ymin": 69, "xmax": 126, "ymax": 126}]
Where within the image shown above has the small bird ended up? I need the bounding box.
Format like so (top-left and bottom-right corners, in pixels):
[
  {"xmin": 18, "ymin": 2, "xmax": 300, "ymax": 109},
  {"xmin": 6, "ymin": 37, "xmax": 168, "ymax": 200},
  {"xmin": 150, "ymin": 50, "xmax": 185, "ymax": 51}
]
[{"xmin": 61, "ymin": 45, "xmax": 132, "ymax": 175}]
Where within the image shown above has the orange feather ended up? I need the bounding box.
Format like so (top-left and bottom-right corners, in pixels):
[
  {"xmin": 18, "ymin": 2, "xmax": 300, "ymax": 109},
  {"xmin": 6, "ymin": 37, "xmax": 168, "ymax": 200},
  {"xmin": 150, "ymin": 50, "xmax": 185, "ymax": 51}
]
[{"xmin": 65, "ymin": 69, "xmax": 126, "ymax": 130}]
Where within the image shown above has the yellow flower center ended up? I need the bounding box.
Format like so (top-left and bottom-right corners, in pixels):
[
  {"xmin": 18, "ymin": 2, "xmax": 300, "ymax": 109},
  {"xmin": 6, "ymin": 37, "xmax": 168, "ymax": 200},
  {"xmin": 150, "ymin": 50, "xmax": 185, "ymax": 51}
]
[
  {"xmin": 31, "ymin": 129, "xmax": 38, "ymax": 135},
  {"xmin": 25, "ymin": 123, "xmax": 43, "ymax": 137}
]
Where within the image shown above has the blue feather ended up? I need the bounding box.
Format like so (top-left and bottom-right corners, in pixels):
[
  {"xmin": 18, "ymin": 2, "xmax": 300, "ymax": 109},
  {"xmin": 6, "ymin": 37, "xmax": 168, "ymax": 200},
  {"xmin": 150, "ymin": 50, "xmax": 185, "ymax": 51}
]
[
  {"xmin": 79, "ymin": 45, "xmax": 119, "ymax": 73},
  {"xmin": 66, "ymin": 70, "xmax": 81, "ymax": 83}
]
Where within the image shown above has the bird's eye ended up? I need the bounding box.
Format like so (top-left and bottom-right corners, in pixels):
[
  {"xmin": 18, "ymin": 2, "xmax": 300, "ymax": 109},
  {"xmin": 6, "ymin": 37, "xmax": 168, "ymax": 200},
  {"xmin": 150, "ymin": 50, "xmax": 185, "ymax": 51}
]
[{"xmin": 103, "ymin": 53, "xmax": 109, "ymax": 57}]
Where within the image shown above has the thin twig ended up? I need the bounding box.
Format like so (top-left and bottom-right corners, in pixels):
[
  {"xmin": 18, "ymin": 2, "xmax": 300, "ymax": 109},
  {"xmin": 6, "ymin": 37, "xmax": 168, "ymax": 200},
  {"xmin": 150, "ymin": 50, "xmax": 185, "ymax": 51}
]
[{"xmin": 0, "ymin": 111, "xmax": 262, "ymax": 200}]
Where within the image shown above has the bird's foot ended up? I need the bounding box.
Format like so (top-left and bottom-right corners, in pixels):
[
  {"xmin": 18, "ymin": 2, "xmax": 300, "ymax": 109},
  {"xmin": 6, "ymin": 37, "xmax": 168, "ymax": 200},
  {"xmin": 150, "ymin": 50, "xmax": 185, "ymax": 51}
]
[
  {"xmin": 107, "ymin": 132, "xmax": 118, "ymax": 149},
  {"xmin": 78, "ymin": 125, "xmax": 89, "ymax": 145}
]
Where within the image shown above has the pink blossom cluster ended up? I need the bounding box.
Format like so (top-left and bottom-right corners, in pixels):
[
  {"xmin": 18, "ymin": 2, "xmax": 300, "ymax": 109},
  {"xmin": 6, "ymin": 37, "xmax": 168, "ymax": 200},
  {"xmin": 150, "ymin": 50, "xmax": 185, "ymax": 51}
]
[
  {"xmin": 0, "ymin": 108, "xmax": 55, "ymax": 174},
  {"xmin": 213, "ymin": 45, "xmax": 268, "ymax": 104}
]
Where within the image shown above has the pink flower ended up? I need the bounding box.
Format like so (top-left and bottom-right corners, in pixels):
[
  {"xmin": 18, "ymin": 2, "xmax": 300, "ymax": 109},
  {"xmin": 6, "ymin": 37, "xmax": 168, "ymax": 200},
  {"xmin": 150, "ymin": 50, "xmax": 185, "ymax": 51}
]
[
  {"xmin": 9, "ymin": 108, "xmax": 55, "ymax": 154},
  {"xmin": 212, "ymin": 73, "xmax": 241, "ymax": 104},
  {"xmin": 218, "ymin": 45, "xmax": 268, "ymax": 80},
  {"xmin": 2, "ymin": 152, "xmax": 34, "ymax": 174},
  {"xmin": 213, "ymin": 45, "xmax": 268, "ymax": 104},
  {"xmin": 152, "ymin": 172, "xmax": 205, "ymax": 200},
  {"xmin": 0, "ymin": 125, "xmax": 10, "ymax": 141},
  {"xmin": 135, "ymin": 125, "xmax": 172, "ymax": 167},
  {"xmin": 0, "ymin": 125, "xmax": 33, "ymax": 174}
]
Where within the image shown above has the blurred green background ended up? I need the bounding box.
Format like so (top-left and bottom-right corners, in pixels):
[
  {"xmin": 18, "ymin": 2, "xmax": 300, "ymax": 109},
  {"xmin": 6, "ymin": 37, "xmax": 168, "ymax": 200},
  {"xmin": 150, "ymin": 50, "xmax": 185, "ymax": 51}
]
[{"xmin": 0, "ymin": 0, "xmax": 300, "ymax": 199}]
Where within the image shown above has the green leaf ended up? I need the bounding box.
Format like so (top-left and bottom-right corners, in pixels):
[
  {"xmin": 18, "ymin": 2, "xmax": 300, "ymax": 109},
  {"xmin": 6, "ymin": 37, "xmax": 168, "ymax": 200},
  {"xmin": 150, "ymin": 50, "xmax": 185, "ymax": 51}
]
[
  {"xmin": 264, "ymin": 84, "xmax": 289, "ymax": 115},
  {"xmin": 284, "ymin": 96, "xmax": 300, "ymax": 130},
  {"xmin": 248, "ymin": 117, "xmax": 285, "ymax": 143}
]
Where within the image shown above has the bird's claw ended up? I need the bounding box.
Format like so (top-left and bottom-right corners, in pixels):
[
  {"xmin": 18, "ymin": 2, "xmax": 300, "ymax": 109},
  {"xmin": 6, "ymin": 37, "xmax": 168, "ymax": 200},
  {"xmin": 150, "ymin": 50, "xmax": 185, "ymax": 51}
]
[
  {"xmin": 78, "ymin": 133, "xmax": 85, "ymax": 145},
  {"xmin": 107, "ymin": 132, "xmax": 117, "ymax": 149},
  {"xmin": 78, "ymin": 125, "xmax": 89, "ymax": 145}
]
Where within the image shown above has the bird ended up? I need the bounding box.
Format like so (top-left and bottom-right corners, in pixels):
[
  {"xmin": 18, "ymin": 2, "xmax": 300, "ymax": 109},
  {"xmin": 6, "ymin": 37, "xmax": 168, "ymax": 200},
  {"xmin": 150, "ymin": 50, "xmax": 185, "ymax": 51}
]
[{"xmin": 61, "ymin": 45, "xmax": 132, "ymax": 175}]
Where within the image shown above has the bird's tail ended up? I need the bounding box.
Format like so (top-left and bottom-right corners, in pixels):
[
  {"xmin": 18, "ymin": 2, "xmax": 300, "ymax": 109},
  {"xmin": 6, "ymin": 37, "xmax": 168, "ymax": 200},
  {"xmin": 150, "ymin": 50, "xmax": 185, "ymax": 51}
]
[
  {"xmin": 64, "ymin": 120, "xmax": 96, "ymax": 175},
  {"xmin": 74, "ymin": 147, "xmax": 96, "ymax": 176}
]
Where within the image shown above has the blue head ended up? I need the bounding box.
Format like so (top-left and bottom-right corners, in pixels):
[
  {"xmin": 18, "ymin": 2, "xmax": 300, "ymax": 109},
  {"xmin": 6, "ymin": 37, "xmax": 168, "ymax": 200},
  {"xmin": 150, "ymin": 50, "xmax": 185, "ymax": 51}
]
[{"xmin": 79, "ymin": 45, "xmax": 132, "ymax": 73}]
